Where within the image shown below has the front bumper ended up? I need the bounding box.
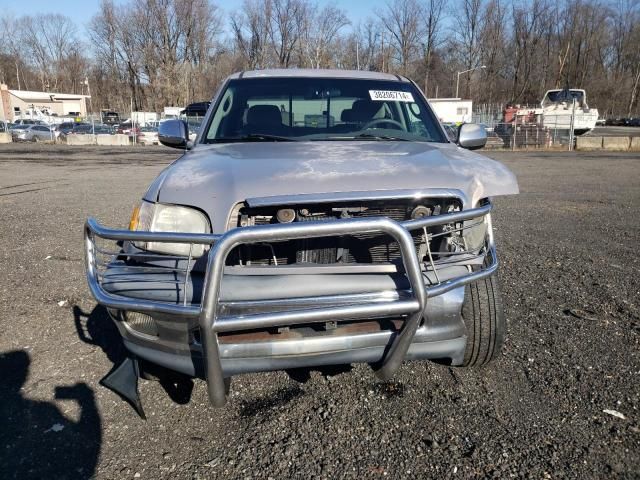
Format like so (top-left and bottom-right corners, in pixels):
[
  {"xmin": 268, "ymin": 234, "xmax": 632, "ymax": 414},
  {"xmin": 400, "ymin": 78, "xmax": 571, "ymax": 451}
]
[{"xmin": 85, "ymin": 201, "xmax": 497, "ymax": 406}]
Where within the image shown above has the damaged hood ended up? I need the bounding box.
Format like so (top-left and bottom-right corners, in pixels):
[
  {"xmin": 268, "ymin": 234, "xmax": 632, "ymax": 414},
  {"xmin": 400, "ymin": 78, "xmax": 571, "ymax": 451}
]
[{"xmin": 148, "ymin": 141, "xmax": 518, "ymax": 232}]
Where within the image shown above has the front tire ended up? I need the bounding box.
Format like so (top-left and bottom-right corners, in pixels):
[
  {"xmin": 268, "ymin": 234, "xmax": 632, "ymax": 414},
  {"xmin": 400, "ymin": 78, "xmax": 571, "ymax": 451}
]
[{"xmin": 459, "ymin": 268, "xmax": 505, "ymax": 367}]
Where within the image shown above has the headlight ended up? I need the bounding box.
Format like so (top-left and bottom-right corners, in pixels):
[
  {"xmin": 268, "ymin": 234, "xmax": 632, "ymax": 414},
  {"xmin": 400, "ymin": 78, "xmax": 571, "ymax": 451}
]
[{"xmin": 129, "ymin": 201, "xmax": 210, "ymax": 257}]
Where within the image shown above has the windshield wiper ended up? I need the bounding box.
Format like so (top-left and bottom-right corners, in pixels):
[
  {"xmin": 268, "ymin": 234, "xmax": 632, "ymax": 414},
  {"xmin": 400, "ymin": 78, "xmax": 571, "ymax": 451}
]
[
  {"xmin": 352, "ymin": 132, "xmax": 409, "ymax": 141},
  {"xmin": 214, "ymin": 133, "xmax": 297, "ymax": 143}
]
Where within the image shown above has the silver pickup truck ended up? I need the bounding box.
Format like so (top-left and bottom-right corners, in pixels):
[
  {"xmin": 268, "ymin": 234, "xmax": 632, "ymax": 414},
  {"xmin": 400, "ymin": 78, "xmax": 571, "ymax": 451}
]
[{"xmin": 85, "ymin": 69, "xmax": 518, "ymax": 413}]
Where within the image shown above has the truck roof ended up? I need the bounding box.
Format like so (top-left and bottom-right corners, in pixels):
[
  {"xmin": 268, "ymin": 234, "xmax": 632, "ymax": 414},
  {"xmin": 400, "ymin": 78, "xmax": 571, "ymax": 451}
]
[{"xmin": 227, "ymin": 68, "xmax": 409, "ymax": 82}]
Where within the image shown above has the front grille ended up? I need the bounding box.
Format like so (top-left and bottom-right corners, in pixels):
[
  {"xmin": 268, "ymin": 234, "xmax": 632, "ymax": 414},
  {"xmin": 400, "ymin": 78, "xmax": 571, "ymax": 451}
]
[{"xmin": 228, "ymin": 199, "xmax": 461, "ymax": 266}]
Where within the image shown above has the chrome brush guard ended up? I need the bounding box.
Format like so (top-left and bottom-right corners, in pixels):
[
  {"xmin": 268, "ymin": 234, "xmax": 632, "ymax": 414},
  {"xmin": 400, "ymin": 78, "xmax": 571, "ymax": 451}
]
[{"xmin": 85, "ymin": 201, "xmax": 496, "ymax": 407}]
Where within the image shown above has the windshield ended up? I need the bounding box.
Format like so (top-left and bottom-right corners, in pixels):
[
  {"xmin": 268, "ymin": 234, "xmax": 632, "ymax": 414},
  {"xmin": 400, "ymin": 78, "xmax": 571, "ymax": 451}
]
[
  {"xmin": 544, "ymin": 90, "xmax": 586, "ymax": 107},
  {"xmin": 204, "ymin": 77, "xmax": 446, "ymax": 143}
]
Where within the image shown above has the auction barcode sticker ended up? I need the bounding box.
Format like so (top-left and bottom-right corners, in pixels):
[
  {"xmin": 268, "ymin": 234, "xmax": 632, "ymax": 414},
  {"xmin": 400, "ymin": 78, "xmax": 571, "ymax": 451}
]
[{"xmin": 369, "ymin": 90, "xmax": 415, "ymax": 102}]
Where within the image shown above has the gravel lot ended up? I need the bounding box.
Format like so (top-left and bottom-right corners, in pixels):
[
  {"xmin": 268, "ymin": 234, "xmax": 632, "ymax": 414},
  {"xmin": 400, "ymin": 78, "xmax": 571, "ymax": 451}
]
[{"xmin": 0, "ymin": 144, "xmax": 638, "ymax": 479}]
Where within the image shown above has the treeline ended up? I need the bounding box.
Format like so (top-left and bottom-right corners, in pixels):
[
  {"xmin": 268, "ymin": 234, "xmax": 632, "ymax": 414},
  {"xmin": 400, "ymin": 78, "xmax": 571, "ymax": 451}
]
[{"xmin": 1, "ymin": 0, "xmax": 639, "ymax": 117}]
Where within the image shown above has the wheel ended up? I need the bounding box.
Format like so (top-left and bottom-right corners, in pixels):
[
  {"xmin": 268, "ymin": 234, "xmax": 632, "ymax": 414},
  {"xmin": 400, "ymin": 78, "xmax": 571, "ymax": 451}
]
[
  {"xmin": 33, "ymin": 136, "xmax": 39, "ymax": 143},
  {"xmin": 459, "ymin": 266, "xmax": 505, "ymax": 367}
]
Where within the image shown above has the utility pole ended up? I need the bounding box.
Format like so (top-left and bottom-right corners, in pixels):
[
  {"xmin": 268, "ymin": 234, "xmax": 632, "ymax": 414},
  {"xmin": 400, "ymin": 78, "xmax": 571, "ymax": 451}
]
[
  {"xmin": 381, "ymin": 32, "xmax": 385, "ymax": 73},
  {"xmin": 456, "ymin": 65, "xmax": 486, "ymax": 98},
  {"xmin": 83, "ymin": 77, "xmax": 94, "ymax": 135},
  {"xmin": 86, "ymin": 77, "xmax": 92, "ymax": 115},
  {"xmin": 131, "ymin": 97, "xmax": 136, "ymax": 145},
  {"xmin": 568, "ymin": 97, "xmax": 576, "ymax": 151}
]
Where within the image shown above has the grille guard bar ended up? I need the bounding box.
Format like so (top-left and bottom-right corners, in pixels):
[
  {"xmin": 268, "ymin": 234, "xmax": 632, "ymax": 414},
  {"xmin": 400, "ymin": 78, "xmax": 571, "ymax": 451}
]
[{"xmin": 84, "ymin": 201, "xmax": 497, "ymax": 407}]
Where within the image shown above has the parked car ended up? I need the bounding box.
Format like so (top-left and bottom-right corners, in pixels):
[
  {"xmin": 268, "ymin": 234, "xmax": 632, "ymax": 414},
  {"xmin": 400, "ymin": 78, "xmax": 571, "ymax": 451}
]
[
  {"xmin": 628, "ymin": 117, "xmax": 640, "ymax": 127},
  {"xmin": 85, "ymin": 69, "xmax": 518, "ymax": 413},
  {"xmin": 11, "ymin": 119, "xmax": 47, "ymax": 126},
  {"xmin": 11, "ymin": 124, "xmax": 54, "ymax": 142},
  {"xmin": 54, "ymin": 122, "xmax": 82, "ymax": 139},
  {"xmin": 57, "ymin": 123, "xmax": 92, "ymax": 140},
  {"xmin": 116, "ymin": 123, "xmax": 141, "ymax": 136},
  {"xmin": 59, "ymin": 123, "xmax": 115, "ymax": 140},
  {"xmin": 94, "ymin": 124, "xmax": 115, "ymax": 135},
  {"xmin": 101, "ymin": 111, "xmax": 120, "ymax": 126},
  {"xmin": 68, "ymin": 124, "xmax": 94, "ymax": 135},
  {"xmin": 606, "ymin": 117, "xmax": 630, "ymax": 126},
  {"xmin": 137, "ymin": 126, "xmax": 158, "ymax": 145},
  {"xmin": 9, "ymin": 124, "xmax": 29, "ymax": 133},
  {"xmin": 67, "ymin": 124, "xmax": 115, "ymax": 136}
]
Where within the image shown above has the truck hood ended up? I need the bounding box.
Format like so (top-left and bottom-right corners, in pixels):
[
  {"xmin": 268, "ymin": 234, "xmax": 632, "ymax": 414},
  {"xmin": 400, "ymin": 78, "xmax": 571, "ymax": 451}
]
[{"xmin": 149, "ymin": 141, "xmax": 518, "ymax": 233}]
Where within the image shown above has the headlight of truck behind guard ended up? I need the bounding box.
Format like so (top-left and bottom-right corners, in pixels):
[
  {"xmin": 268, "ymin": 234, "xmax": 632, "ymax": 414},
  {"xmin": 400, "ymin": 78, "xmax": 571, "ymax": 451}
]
[{"xmin": 129, "ymin": 201, "xmax": 210, "ymax": 257}]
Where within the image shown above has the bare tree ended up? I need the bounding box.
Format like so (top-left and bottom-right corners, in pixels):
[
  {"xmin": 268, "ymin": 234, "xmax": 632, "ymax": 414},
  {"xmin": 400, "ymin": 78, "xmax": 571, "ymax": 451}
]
[
  {"xmin": 0, "ymin": 14, "xmax": 29, "ymax": 89},
  {"xmin": 623, "ymin": 4, "xmax": 640, "ymax": 115},
  {"xmin": 301, "ymin": 3, "xmax": 350, "ymax": 68},
  {"xmin": 18, "ymin": 14, "xmax": 79, "ymax": 91},
  {"xmin": 3, "ymin": 0, "xmax": 640, "ymax": 117},
  {"xmin": 509, "ymin": 0, "xmax": 550, "ymax": 101},
  {"xmin": 231, "ymin": 0, "xmax": 272, "ymax": 69},
  {"xmin": 422, "ymin": 0, "xmax": 446, "ymax": 94},
  {"xmin": 89, "ymin": 0, "xmax": 222, "ymax": 111},
  {"xmin": 378, "ymin": 0, "xmax": 423, "ymax": 75},
  {"xmin": 452, "ymin": 0, "xmax": 485, "ymax": 98},
  {"xmin": 478, "ymin": 0, "xmax": 506, "ymax": 103},
  {"xmin": 268, "ymin": 0, "xmax": 309, "ymax": 67},
  {"xmin": 339, "ymin": 19, "xmax": 383, "ymax": 70},
  {"xmin": 89, "ymin": 0, "xmax": 143, "ymax": 110},
  {"xmin": 606, "ymin": 0, "xmax": 640, "ymax": 116}
]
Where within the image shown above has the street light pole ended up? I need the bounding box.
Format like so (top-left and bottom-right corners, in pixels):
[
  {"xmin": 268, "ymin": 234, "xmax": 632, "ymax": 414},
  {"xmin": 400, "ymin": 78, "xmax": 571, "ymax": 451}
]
[
  {"xmin": 456, "ymin": 65, "xmax": 486, "ymax": 98},
  {"xmin": 80, "ymin": 77, "xmax": 94, "ymax": 135},
  {"xmin": 85, "ymin": 77, "xmax": 94, "ymax": 135}
]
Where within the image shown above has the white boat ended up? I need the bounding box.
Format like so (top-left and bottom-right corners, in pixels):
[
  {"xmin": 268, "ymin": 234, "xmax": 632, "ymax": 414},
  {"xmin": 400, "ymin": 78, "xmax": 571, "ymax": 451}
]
[
  {"xmin": 536, "ymin": 89, "xmax": 599, "ymax": 134},
  {"xmin": 16, "ymin": 106, "xmax": 78, "ymax": 126},
  {"xmin": 540, "ymin": 89, "xmax": 598, "ymax": 134}
]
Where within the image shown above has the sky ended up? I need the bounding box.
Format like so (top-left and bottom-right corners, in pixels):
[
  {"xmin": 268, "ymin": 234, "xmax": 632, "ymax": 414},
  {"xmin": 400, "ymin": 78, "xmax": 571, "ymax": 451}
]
[{"xmin": 0, "ymin": 0, "xmax": 383, "ymax": 36}]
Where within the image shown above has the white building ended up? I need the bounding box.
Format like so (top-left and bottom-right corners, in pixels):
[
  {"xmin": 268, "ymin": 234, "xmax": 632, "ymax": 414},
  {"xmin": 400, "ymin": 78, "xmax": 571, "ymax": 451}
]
[
  {"xmin": 427, "ymin": 98, "xmax": 473, "ymax": 125},
  {"xmin": 163, "ymin": 106, "xmax": 184, "ymax": 119},
  {"xmin": 0, "ymin": 84, "xmax": 90, "ymax": 122}
]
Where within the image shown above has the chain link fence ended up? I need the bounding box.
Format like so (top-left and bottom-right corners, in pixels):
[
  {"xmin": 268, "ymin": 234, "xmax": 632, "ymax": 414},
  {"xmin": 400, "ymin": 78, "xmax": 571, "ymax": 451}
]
[
  {"xmin": 487, "ymin": 119, "xmax": 574, "ymax": 150},
  {"xmin": 472, "ymin": 104, "xmax": 587, "ymax": 150}
]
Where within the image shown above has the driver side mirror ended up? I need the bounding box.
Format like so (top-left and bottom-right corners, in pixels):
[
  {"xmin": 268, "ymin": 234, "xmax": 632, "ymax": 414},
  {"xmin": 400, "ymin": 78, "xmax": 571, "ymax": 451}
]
[
  {"xmin": 457, "ymin": 123, "xmax": 487, "ymax": 150},
  {"xmin": 158, "ymin": 120, "xmax": 190, "ymax": 149}
]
